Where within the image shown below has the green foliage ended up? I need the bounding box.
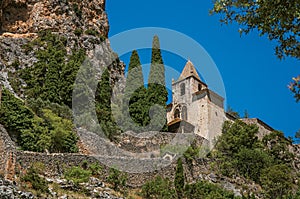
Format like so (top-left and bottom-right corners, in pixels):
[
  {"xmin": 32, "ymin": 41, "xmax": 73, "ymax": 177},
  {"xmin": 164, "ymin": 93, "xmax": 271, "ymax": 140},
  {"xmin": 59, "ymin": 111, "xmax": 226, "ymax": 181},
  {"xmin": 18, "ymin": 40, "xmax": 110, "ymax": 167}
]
[
  {"xmin": 122, "ymin": 50, "xmax": 149, "ymax": 132},
  {"xmin": 106, "ymin": 168, "xmax": 127, "ymax": 191},
  {"xmin": 243, "ymin": 110, "xmax": 250, "ymax": 118},
  {"xmin": 0, "ymin": 89, "xmax": 78, "ymax": 153},
  {"xmin": 20, "ymin": 31, "xmax": 85, "ymax": 107},
  {"xmin": 140, "ymin": 176, "xmax": 176, "ymax": 199},
  {"xmin": 64, "ymin": 166, "xmax": 92, "ymax": 184},
  {"xmin": 88, "ymin": 162, "xmax": 102, "ymax": 176},
  {"xmin": 260, "ymin": 164, "xmax": 293, "ymax": 199},
  {"xmin": 216, "ymin": 120, "xmax": 259, "ymax": 156},
  {"xmin": 184, "ymin": 180, "xmax": 238, "ymax": 199},
  {"xmin": 262, "ymin": 131, "xmax": 294, "ymax": 165},
  {"xmin": 74, "ymin": 28, "xmax": 83, "ymax": 36},
  {"xmin": 211, "ymin": 0, "xmax": 300, "ymax": 101},
  {"xmin": 285, "ymin": 190, "xmax": 300, "ymax": 199},
  {"xmin": 141, "ymin": 176, "xmax": 239, "ymax": 199},
  {"xmin": 227, "ymin": 105, "xmax": 240, "ymax": 119},
  {"xmin": 42, "ymin": 109, "xmax": 79, "ymax": 153},
  {"xmin": 72, "ymin": 3, "xmax": 82, "ymax": 19},
  {"xmin": 289, "ymin": 76, "xmax": 300, "ymax": 102},
  {"xmin": 295, "ymin": 129, "xmax": 300, "ymax": 143},
  {"xmin": 235, "ymin": 148, "xmax": 273, "ymax": 182},
  {"xmin": 183, "ymin": 145, "xmax": 200, "ymax": 162},
  {"xmin": 84, "ymin": 29, "xmax": 99, "ymax": 36},
  {"xmin": 7, "ymin": 71, "xmax": 22, "ymax": 96},
  {"xmin": 211, "ymin": 0, "xmax": 300, "ymax": 60},
  {"xmin": 95, "ymin": 69, "xmax": 120, "ymax": 140},
  {"xmin": 20, "ymin": 116, "xmax": 50, "ymax": 152},
  {"xmin": 0, "ymin": 89, "xmax": 34, "ymax": 141},
  {"xmin": 26, "ymin": 98, "xmax": 73, "ymax": 120},
  {"xmin": 147, "ymin": 35, "xmax": 168, "ymax": 131},
  {"xmin": 174, "ymin": 158, "xmax": 184, "ymax": 198},
  {"xmin": 213, "ymin": 120, "xmax": 297, "ymax": 197},
  {"xmin": 21, "ymin": 163, "xmax": 48, "ymax": 193}
]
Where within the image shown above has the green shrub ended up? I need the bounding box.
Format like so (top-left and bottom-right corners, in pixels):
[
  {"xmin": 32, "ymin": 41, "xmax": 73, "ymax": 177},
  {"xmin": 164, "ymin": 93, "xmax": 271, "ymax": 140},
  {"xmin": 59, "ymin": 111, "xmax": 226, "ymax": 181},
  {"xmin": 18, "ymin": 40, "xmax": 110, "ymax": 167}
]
[
  {"xmin": 84, "ymin": 29, "xmax": 99, "ymax": 36},
  {"xmin": 88, "ymin": 162, "xmax": 102, "ymax": 176},
  {"xmin": 21, "ymin": 163, "xmax": 48, "ymax": 193},
  {"xmin": 260, "ymin": 164, "xmax": 293, "ymax": 199},
  {"xmin": 0, "ymin": 89, "xmax": 78, "ymax": 153},
  {"xmin": 0, "ymin": 88, "xmax": 34, "ymax": 141},
  {"xmin": 140, "ymin": 176, "xmax": 176, "ymax": 199},
  {"xmin": 73, "ymin": 3, "xmax": 82, "ymax": 19},
  {"xmin": 74, "ymin": 28, "xmax": 83, "ymax": 36},
  {"xmin": 100, "ymin": 35, "xmax": 106, "ymax": 42},
  {"xmin": 64, "ymin": 166, "xmax": 92, "ymax": 184},
  {"xmin": 184, "ymin": 180, "xmax": 238, "ymax": 199},
  {"xmin": 107, "ymin": 168, "xmax": 127, "ymax": 191},
  {"xmin": 20, "ymin": 31, "xmax": 86, "ymax": 108}
]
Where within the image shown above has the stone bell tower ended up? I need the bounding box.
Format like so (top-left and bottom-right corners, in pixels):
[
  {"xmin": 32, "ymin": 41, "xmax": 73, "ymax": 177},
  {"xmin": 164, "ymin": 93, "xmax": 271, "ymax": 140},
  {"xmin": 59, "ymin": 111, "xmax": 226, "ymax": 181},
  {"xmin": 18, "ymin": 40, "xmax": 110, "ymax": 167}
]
[{"xmin": 167, "ymin": 60, "xmax": 226, "ymax": 141}]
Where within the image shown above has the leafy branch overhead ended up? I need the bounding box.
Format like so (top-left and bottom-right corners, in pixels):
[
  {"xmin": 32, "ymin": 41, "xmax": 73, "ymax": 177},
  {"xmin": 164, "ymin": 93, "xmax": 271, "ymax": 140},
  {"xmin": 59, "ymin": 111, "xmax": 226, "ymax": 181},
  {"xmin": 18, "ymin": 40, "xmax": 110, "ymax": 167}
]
[{"xmin": 211, "ymin": 0, "xmax": 300, "ymax": 101}]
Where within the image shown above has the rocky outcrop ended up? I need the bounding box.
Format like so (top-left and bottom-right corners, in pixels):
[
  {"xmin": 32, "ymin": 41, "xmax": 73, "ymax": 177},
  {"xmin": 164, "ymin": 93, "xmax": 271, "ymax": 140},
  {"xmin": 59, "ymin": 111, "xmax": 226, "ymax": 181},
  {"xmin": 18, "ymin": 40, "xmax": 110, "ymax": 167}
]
[
  {"xmin": 0, "ymin": 177, "xmax": 34, "ymax": 199},
  {"xmin": 0, "ymin": 0, "xmax": 124, "ymax": 98},
  {"xmin": 0, "ymin": 0, "xmax": 108, "ymax": 36}
]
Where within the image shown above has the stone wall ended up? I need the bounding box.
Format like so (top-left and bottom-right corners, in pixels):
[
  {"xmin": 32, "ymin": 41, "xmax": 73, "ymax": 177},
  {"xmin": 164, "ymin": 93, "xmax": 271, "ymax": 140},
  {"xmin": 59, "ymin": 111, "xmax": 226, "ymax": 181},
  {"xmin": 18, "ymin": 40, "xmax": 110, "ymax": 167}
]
[
  {"xmin": 241, "ymin": 118, "xmax": 273, "ymax": 139},
  {"xmin": 0, "ymin": 124, "xmax": 15, "ymax": 179},
  {"xmin": 14, "ymin": 151, "xmax": 261, "ymax": 196},
  {"xmin": 78, "ymin": 128, "xmax": 207, "ymax": 159},
  {"xmin": 0, "ymin": 123, "xmax": 260, "ymax": 196}
]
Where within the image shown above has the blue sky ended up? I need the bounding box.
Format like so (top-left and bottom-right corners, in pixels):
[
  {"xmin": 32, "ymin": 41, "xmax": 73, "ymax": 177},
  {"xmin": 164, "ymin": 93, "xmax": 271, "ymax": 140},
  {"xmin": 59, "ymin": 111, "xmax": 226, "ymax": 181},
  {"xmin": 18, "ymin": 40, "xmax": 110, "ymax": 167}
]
[{"xmin": 106, "ymin": 1, "xmax": 300, "ymax": 138}]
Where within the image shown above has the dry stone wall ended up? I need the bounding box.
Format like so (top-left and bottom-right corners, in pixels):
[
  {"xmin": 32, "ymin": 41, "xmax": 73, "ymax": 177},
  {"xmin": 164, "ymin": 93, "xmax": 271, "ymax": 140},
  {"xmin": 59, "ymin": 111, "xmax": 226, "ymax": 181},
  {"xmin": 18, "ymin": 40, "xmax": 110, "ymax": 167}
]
[{"xmin": 0, "ymin": 124, "xmax": 15, "ymax": 179}]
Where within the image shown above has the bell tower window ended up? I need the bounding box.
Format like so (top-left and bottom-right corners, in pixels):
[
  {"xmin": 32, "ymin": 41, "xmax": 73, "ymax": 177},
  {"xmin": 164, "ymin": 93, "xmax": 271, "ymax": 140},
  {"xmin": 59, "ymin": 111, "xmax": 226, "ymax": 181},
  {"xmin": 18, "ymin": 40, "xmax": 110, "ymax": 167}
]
[{"xmin": 180, "ymin": 83, "xmax": 185, "ymax": 96}]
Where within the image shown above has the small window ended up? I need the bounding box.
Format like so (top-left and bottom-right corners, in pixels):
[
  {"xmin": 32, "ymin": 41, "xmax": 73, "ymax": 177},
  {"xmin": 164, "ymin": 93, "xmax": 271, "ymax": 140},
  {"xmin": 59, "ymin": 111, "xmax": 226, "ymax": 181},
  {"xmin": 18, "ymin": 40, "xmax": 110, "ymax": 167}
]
[
  {"xmin": 198, "ymin": 84, "xmax": 202, "ymax": 91},
  {"xmin": 180, "ymin": 83, "xmax": 185, "ymax": 96},
  {"xmin": 174, "ymin": 109, "xmax": 180, "ymax": 119}
]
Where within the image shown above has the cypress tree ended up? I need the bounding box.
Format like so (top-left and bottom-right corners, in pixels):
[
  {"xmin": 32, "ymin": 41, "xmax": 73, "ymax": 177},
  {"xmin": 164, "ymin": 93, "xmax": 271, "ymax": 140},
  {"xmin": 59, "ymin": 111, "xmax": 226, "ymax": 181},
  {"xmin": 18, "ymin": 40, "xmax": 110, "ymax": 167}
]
[
  {"xmin": 123, "ymin": 50, "xmax": 148, "ymax": 132},
  {"xmin": 174, "ymin": 158, "xmax": 185, "ymax": 198},
  {"xmin": 95, "ymin": 69, "xmax": 118, "ymax": 140},
  {"xmin": 147, "ymin": 35, "xmax": 168, "ymax": 131}
]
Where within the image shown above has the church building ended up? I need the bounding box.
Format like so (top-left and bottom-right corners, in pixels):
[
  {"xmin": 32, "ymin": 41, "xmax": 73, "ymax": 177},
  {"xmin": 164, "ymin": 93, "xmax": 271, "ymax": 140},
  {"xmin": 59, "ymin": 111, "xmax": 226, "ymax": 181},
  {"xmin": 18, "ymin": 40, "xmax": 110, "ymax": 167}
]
[{"xmin": 167, "ymin": 60, "xmax": 227, "ymax": 141}]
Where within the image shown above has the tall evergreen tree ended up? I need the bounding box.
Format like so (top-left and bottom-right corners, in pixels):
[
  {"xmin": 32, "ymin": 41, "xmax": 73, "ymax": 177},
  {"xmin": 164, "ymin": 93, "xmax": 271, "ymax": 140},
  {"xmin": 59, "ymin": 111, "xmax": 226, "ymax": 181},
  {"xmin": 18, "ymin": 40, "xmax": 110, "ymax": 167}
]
[
  {"xmin": 95, "ymin": 69, "xmax": 119, "ymax": 140},
  {"xmin": 123, "ymin": 50, "xmax": 148, "ymax": 132},
  {"xmin": 147, "ymin": 35, "xmax": 168, "ymax": 131}
]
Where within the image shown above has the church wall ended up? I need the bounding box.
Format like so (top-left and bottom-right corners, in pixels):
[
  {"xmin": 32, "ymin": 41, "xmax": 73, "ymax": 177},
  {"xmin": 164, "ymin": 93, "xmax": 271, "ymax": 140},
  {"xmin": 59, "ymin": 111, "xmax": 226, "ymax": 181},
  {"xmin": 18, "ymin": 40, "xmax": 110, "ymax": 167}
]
[
  {"xmin": 207, "ymin": 100, "xmax": 227, "ymax": 148},
  {"xmin": 189, "ymin": 95, "xmax": 209, "ymax": 138}
]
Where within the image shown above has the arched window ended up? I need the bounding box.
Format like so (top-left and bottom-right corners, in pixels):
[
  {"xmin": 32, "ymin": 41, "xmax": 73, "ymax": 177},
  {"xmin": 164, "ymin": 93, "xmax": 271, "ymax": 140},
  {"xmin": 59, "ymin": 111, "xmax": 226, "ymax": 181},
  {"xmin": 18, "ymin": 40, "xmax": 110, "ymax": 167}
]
[
  {"xmin": 180, "ymin": 83, "xmax": 185, "ymax": 96},
  {"xmin": 174, "ymin": 109, "xmax": 180, "ymax": 119},
  {"xmin": 182, "ymin": 106, "xmax": 187, "ymax": 120}
]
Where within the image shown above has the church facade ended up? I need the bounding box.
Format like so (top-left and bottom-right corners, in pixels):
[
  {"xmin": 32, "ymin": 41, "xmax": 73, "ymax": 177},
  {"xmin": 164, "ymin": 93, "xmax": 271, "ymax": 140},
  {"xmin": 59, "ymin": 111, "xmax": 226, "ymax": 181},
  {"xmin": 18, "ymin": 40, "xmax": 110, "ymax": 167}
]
[
  {"xmin": 166, "ymin": 60, "xmax": 273, "ymax": 142},
  {"xmin": 166, "ymin": 60, "xmax": 226, "ymax": 141}
]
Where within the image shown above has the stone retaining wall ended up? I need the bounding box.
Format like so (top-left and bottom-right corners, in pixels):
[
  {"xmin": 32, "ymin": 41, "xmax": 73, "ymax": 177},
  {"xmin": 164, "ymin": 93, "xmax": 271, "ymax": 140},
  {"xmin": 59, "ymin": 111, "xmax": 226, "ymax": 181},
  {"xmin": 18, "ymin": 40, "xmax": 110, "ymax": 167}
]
[
  {"xmin": 0, "ymin": 125, "xmax": 16, "ymax": 179},
  {"xmin": 15, "ymin": 150, "xmax": 209, "ymax": 187}
]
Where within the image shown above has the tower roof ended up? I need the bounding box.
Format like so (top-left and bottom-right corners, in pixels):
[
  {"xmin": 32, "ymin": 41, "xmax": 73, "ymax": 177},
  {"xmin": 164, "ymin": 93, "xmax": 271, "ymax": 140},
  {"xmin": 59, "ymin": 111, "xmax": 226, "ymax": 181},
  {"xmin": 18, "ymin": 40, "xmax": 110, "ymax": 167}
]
[{"xmin": 178, "ymin": 60, "xmax": 201, "ymax": 81}]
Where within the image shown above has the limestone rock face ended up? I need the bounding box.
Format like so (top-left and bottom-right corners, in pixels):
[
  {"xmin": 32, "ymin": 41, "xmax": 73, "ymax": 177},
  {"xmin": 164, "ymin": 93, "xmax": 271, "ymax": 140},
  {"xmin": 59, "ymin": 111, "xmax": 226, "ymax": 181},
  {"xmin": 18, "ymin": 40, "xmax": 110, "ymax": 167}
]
[
  {"xmin": 0, "ymin": 0, "xmax": 108, "ymax": 36},
  {"xmin": 0, "ymin": 0, "xmax": 125, "ymax": 98}
]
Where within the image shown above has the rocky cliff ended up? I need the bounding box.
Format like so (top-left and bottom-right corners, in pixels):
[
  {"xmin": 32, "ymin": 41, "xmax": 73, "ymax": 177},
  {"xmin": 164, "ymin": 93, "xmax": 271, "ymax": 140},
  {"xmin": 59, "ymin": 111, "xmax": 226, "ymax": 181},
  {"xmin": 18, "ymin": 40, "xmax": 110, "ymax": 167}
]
[
  {"xmin": 0, "ymin": 0, "xmax": 124, "ymax": 97},
  {"xmin": 0, "ymin": 0, "xmax": 108, "ymax": 35}
]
